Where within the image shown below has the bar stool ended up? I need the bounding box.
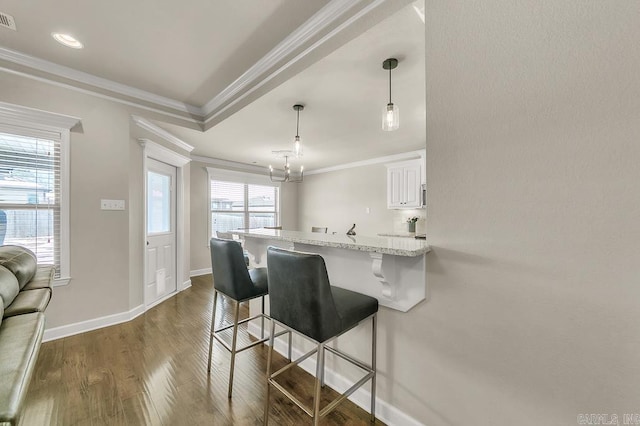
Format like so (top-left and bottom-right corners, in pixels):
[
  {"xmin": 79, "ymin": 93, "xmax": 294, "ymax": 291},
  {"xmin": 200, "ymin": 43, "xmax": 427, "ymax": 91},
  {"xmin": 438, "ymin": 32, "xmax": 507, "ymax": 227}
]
[
  {"xmin": 215, "ymin": 231, "xmax": 250, "ymax": 266},
  {"xmin": 263, "ymin": 246, "xmax": 378, "ymax": 425},
  {"xmin": 208, "ymin": 237, "xmax": 290, "ymax": 398}
]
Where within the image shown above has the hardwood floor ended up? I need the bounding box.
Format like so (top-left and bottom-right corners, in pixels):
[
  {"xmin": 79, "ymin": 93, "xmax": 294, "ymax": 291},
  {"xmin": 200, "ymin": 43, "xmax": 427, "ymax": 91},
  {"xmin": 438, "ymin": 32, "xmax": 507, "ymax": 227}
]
[{"xmin": 19, "ymin": 275, "xmax": 384, "ymax": 425}]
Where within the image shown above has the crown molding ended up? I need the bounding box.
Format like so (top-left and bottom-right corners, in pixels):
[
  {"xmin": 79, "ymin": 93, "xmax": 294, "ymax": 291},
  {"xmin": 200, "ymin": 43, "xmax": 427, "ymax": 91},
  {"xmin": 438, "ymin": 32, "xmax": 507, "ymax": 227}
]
[
  {"xmin": 132, "ymin": 115, "xmax": 194, "ymax": 152},
  {"xmin": 201, "ymin": 0, "xmax": 369, "ymax": 117},
  {"xmin": 0, "ymin": 46, "xmax": 204, "ymax": 117},
  {"xmin": 138, "ymin": 138, "xmax": 191, "ymax": 166},
  {"xmin": 306, "ymin": 149, "xmax": 425, "ymax": 175},
  {"xmin": 0, "ymin": 65, "xmax": 203, "ymax": 125},
  {"xmin": 192, "ymin": 154, "xmax": 270, "ymax": 175},
  {"xmin": 203, "ymin": 0, "xmax": 388, "ymax": 125},
  {"xmin": 192, "ymin": 149, "xmax": 425, "ymax": 178},
  {"xmin": 0, "ymin": 100, "xmax": 80, "ymax": 130}
]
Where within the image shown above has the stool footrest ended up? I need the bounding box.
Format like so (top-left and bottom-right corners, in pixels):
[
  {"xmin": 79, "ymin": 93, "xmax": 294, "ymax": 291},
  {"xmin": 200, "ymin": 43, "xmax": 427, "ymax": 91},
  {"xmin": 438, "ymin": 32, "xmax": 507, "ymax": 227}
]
[
  {"xmin": 319, "ymin": 371, "xmax": 374, "ymax": 418},
  {"xmin": 270, "ymin": 347, "xmax": 318, "ymax": 380},
  {"xmin": 213, "ymin": 312, "xmax": 269, "ymax": 333},
  {"xmin": 268, "ymin": 379, "xmax": 314, "ymax": 417},
  {"xmin": 325, "ymin": 346, "xmax": 373, "ymax": 372},
  {"xmin": 213, "ymin": 327, "xmax": 288, "ymax": 354}
]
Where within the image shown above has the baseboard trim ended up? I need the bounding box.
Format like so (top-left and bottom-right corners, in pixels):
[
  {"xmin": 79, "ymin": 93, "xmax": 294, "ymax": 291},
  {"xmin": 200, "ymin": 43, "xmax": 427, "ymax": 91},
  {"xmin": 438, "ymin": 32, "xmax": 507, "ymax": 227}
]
[
  {"xmin": 182, "ymin": 279, "xmax": 192, "ymax": 290},
  {"xmin": 247, "ymin": 323, "xmax": 423, "ymax": 426},
  {"xmin": 43, "ymin": 283, "xmax": 193, "ymax": 342},
  {"xmin": 43, "ymin": 303, "xmax": 146, "ymax": 342},
  {"xmin": 190, "ymin": 268, "xmax": 212, "ymax": 277}
]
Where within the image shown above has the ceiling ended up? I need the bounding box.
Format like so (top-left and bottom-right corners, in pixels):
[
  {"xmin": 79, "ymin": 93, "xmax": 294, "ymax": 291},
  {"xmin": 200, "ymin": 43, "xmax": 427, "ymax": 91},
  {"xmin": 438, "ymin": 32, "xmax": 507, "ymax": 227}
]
[
  {"xmin": 158, "ymin": 2, "xmax": 425, "ymax": 171},
  {"xmin": 0, "ymin": 0, "xmax": 424, "ymax": 171},
  {"xmin": 0, "ymin": 0, "xmax": 328, "ymax": 106}
]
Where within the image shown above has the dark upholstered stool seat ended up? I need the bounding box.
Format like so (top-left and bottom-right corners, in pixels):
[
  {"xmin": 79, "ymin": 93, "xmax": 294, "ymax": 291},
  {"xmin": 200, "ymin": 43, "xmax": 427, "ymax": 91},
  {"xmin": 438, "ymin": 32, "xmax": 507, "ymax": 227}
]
[
  {"xmin": 247, "ymin": 268, "xmax": 268, "ymax": 296},
  {"xmin": 208, "ymin": 237, "xmax": 290, "ymax": 398},
  {"xmin": 330, "ymin": 286, "xmax": 378, "ymax": 335},
  {"xmin": 264, "ymin": 247, "xmax": 378, "ymax": 425}
]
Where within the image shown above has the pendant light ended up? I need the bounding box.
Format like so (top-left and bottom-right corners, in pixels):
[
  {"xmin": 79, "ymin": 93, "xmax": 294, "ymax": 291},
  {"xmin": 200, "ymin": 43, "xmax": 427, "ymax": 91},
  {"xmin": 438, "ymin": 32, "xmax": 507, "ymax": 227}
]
[
  {"xmin": 293, "ymin": 104, "xmax": 304, "ymax": 157},
  {"xmin": 382, "ymin": 58, "xmax": 399, "ymax": 131}
]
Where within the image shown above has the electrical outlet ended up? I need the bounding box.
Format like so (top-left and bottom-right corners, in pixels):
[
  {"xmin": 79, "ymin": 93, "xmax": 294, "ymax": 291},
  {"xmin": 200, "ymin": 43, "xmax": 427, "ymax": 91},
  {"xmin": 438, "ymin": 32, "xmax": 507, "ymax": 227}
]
[{"xmin": 101, "ymin": 199, "xmax": 125, "ymax": 210}]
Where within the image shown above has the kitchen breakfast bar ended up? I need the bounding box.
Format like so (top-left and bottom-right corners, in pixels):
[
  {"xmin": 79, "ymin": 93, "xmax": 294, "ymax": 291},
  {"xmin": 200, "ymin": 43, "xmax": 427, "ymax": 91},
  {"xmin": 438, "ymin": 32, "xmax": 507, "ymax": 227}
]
[{"xmin": 233, "ymin": 229, "xmax": 431, "ymax": 312}]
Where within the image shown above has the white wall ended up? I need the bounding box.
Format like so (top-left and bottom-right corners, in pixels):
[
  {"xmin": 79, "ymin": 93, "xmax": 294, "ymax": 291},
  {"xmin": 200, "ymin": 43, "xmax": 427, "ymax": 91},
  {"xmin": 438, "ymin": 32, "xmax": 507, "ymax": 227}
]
[
  {"xmin": 299, "ymin": 162, "xmax": 426, "ymax": 236},
  {"xmin": 0, "ymin": 72, "xmax": 192, "ymax": 329},
  {"xmin": 417, "ymin": 1, "xmax": 640, "ymax": 424},
  {"xmin": 294, "ymin": 2, "xmax": 640, "ymax": 425}
]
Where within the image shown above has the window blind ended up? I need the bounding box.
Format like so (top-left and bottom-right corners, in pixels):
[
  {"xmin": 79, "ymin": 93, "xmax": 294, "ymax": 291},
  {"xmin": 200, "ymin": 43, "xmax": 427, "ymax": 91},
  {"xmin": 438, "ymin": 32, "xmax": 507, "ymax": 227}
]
[
  {"xmin": 210, "ymin": 179, "xmax": 279, "ymax": 236},
  {"xmin": 0, "ymin": 131, "xmax": 61, "ymax": 277}
]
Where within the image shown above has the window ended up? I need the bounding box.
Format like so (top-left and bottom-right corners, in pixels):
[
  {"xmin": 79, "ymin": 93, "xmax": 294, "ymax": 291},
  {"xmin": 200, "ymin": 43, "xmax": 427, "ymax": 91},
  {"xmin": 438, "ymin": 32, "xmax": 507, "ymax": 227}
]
[
  {"xmin": 0, "ymin": 102, "xmax": 76, "ymax": 283},
  {"xmin": 208, "ymin": 169, "xmax": 279, "ymax": 236}
]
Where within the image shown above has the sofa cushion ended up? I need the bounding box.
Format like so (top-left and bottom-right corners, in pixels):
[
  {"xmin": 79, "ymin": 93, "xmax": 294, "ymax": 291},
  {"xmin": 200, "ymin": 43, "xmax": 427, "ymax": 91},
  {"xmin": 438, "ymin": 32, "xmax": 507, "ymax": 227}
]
[
  {"xmin": 0, "ymin": 312, "xmax": 45, "ymax": 425},
  {"xmin": 0, "ymin": 246, "xmax": 37, "ymax": 290},
  {"xmin": 0, "ymin": 265, "xmax": 19, "ymax": 309},
  {"xmin": 21, "ymin": 266, "xmax": 55, "ymax": 292},
  {"xmin": 3, "ymin": 289, "xmax": 50, "ymax": 318}
]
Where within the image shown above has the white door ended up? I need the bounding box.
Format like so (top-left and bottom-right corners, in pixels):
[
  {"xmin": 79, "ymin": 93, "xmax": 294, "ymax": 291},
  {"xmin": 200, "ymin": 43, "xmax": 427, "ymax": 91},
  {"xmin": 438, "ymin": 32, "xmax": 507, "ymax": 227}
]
[{"xmin": 145, "ymin": 158, "xmax": 177, "ymax": 306}]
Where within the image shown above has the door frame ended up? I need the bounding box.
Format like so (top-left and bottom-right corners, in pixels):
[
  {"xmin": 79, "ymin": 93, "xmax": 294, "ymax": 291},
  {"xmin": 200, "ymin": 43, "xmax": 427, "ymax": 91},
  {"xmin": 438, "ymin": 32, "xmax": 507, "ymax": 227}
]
[{"xmin": 139, "ymin": 138, "xmax": 191, "ymax": 309}]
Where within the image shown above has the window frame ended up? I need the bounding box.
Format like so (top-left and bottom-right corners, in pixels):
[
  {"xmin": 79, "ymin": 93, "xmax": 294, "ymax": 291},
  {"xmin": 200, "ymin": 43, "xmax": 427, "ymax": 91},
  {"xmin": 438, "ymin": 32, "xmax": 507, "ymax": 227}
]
[
  {"xmin": 0, "ymin": 102, "xmax": 78, "ymax": 286},
  {"xmin": 206, "ymin": 167, "xmax": 280, "ymax": 242}
]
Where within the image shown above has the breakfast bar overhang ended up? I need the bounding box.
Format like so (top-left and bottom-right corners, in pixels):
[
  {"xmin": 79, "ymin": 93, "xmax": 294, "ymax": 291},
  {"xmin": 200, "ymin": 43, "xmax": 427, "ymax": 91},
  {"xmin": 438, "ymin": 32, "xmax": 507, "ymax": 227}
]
[{"xmin": 233, "ymin": 229, "xmax": 431, "ymax": 312}]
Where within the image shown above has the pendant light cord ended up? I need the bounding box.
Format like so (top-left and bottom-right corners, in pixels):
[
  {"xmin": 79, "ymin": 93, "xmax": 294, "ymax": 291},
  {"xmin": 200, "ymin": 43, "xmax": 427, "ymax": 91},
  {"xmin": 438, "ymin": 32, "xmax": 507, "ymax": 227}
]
[
  {"xmin": 296, "ymin": 108, "xmax": 300, "ymax": 137},
  {"xmin": 389, "ymin": 66, "xmax": 392, "ymax": 104}
]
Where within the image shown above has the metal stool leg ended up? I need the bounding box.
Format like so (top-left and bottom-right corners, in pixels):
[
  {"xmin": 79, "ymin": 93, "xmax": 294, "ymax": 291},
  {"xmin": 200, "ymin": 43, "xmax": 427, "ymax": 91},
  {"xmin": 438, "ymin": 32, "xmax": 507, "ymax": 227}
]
[
  {"xmin": 371, "ymin": 314, "xmax": 377, "ymax": 423},
  {"xmin": 263, "ymin": 321, "xmax": 277, "ymax": 425},
  {"xmin": 261, "ymin": 296, "xmax": 265, "ymax": 339},
  {"xmin": 207, "ymin": 290, "xmax": 219, "ymax": 373},
  {"xmin": 320, "ymin": 348, "xmax": 326, "ymax": 388},
  {"xmin": 313, "ymin": 342, "xmax": 325, "ymax": 426},
  {"xmin": 227, "ymin": 300, "xmax": 240, "ymax": 398},
  {"xmin": 287, "ymin": 331, "xmax": 292, "ymax": 361}
]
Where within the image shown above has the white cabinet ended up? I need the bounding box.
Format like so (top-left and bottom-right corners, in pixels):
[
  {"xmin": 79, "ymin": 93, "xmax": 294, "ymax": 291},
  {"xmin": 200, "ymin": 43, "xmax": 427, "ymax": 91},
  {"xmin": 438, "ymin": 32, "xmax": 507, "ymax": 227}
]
[{"xmin": 386, "ymin": 160, "xmax": 422, "ymax": 209}]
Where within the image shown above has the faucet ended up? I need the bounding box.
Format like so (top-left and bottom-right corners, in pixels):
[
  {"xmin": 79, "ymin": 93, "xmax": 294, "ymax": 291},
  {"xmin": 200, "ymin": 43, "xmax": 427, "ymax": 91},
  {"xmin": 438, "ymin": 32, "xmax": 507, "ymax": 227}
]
[{"xmin": 346, "ymin": 224, "xmax": 356, "ymax": 236}]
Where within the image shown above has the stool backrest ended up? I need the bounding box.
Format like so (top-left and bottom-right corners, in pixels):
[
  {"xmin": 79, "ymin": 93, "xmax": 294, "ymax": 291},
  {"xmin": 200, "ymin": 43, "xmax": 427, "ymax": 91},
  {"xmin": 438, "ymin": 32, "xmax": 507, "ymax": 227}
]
[
  {"xmin": 210, "ymin": 237, "xmax": 254, "ymax": 300},
  {"xmin": 266, "ymin": 247, "xmax": 341, "ymax": 343}
]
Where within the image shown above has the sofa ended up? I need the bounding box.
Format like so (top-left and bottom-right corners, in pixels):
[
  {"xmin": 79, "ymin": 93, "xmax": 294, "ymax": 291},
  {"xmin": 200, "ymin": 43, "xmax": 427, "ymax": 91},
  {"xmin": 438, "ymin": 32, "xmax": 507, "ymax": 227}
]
[{"xmin": 0, "ymin": 245, "xmax": 53, "ymax": 425}]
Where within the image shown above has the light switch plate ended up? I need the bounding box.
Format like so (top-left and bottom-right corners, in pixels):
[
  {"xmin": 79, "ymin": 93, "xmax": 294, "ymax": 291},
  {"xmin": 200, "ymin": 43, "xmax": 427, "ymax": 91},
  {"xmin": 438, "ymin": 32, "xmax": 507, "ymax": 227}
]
[{"xmin": 101, "ymin": 199, "xmax": 125, "ymax": 210}]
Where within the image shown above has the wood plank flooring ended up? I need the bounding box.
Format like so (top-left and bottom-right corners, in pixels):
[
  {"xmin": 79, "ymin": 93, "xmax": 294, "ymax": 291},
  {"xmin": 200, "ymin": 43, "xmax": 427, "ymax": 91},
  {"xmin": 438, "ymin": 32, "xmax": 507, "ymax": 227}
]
[{"xmin": 19, "ymin": 275, "xmax": 384, "ymax": 425}]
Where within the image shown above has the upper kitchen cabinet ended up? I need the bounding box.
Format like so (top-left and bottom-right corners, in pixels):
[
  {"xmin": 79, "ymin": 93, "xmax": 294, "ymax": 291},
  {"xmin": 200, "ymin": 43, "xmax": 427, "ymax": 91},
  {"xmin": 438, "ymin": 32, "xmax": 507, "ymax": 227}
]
[{"xmin": 386, "ymin": 159, "xmax": 423, "ymax": 209}]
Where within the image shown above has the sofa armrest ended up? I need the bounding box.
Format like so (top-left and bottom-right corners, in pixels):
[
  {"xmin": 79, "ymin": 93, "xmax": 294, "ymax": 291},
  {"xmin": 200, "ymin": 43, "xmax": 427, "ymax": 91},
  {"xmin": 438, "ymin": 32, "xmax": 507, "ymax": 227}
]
[{"xmin": 0, "ymin": 312, "xmax": 45, "ymax": 425}]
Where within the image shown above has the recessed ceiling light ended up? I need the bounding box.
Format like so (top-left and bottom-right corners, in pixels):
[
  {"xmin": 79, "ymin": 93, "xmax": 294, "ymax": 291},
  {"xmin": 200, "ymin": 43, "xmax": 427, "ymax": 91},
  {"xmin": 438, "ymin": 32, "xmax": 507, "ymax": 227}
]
[{"xmin": 51, "ymin": 33, "xmax": 83, "ymax": 49}]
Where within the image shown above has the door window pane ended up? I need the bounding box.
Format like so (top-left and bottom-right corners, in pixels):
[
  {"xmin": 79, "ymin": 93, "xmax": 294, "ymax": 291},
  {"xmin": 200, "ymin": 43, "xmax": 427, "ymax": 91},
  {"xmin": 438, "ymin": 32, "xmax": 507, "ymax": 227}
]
[{"xmin": 147, "ymin": 171, "xmax": 170, "ymax": 233}]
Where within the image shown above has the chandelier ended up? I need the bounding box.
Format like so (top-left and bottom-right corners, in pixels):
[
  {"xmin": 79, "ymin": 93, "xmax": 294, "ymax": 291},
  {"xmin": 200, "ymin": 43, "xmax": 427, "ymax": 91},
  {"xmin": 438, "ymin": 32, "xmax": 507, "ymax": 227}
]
[
  {"xmin": 268, "ymin": 103, "xmax": 306, "ymax": 183},
  {"xmin": 269, "ymin": 151, "xmax": 303, "ymax": 183}
]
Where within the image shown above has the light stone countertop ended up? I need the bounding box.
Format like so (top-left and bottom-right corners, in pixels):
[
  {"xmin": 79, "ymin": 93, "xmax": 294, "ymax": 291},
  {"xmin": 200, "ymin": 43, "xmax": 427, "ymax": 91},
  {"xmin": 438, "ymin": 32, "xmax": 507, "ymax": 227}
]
[
  {"xmin": 377, "ymin": 232, "xmax": 420, "ymax": 238},
  {"xmin": 233, "ymin": 229, "xmax": 431, "ymax": 257}
]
